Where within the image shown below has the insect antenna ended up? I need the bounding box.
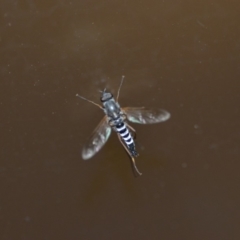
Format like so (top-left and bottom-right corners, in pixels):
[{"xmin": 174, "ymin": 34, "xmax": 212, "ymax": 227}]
[
  {"xmin": 116, "ymin": 75, "xmax": 125, "ymax": 102},
  {"xmin": 76, "ymin": 93, "xmax": 103, "ymax": 109}
]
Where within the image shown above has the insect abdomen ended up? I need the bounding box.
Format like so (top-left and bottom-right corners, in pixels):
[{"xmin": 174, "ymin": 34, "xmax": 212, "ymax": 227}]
[{"xmin": 116, "ymin": 122, "xmax": 138, "ymax": 157}]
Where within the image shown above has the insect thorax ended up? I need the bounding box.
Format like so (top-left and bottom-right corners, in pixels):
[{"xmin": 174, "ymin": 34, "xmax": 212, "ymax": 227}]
[{"xmin": 103, "ymin": 98, "xmax": 121, "ymax": 120}]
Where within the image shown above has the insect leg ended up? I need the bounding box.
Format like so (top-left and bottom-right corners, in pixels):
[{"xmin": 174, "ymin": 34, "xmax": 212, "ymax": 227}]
[
  {"xmin": 117, "ymin": 134, "xmax": 142, "ymax": 176},
  {"xmin": 116, "ymin": 75, "xmax": 125, "ymax": 103},
  {"xmin": 126, "ymin": 123, "xmax": 137, "ymax": 139},
  {"xmin": 76, "ymin": 94, "xmax": 104, "ymax": 109}
]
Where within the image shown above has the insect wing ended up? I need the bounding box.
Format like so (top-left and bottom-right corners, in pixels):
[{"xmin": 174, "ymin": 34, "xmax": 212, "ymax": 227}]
[
  {"xmin": 123, "ymin": 107, "xmax": 171, "ymax": 124},
  {"xmin": 82, "ymin": 116, "xmax": 111, "ymax": 160}
]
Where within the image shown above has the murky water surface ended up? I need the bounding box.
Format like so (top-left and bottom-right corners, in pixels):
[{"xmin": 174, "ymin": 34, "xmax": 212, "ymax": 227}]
[{"xmin": 1, "ymin": 1, "xmax": 240, "ymax": 239}]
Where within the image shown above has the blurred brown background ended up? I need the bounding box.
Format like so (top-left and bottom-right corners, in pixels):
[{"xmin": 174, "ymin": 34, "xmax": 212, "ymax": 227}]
[{"xmin": 1, "ymin": 0, "xmax": 240, "ymax": 239}]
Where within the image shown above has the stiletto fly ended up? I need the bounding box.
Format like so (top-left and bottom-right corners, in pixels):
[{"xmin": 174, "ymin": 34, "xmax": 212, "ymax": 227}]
[{"xmin": 76, "ymin": 76, "xmax": 170, "ymax": 176}]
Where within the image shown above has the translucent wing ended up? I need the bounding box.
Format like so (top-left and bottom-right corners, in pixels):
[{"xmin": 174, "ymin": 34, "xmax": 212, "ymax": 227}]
[
  {"xmin": 82, "ymin": 116, "xmax": 111, "ymax": 160},
  {"xmin": 123, "ymin": 107, "xmax": 171, "ymax": 124}
]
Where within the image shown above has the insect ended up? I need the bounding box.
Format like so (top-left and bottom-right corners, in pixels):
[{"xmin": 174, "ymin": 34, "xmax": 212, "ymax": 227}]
[{"xmin": 76, "ymin": 76, "xmax": 170, "ymax": 176}]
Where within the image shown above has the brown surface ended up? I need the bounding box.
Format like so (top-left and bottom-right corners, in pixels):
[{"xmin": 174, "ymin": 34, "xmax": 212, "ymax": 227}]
[{"xmin": 1, "ymin": 1, "xmax": 240, "ymax": 239}]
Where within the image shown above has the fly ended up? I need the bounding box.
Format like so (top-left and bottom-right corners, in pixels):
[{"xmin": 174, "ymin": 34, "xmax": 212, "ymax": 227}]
[{"xmin": 76, "ymin": 76, "xmax": 171, "ymax": 176}]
